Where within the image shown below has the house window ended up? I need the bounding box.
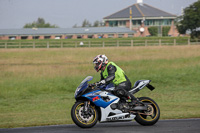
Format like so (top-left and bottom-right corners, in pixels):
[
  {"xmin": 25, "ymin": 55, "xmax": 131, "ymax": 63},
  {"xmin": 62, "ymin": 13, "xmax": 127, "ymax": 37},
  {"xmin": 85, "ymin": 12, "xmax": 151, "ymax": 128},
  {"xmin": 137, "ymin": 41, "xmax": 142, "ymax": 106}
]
[
  {"xmin": 145, "ymin": 20, "xmax": 153, "ymax": 26},
  {"xmin": 118, "ymin": 21, "xmax": 126, "ymax": 27},
  {"xmin": 21, "ymin": 36, "xmax": 28, "ymax": 39},
  {"xmin": 109, "ymin": 21, "xmax": 118, "ymax": 27},
  {"xmin": 154, "ymin": 20, "xmax": 160, "ymax": 26},
  {"xmin": 163, "ymin": 19, "xmax": 172, "ymax": 25},
  {"xmin": 9, "ymin": 36, "xmax": 16, "ymax": 40},
  {"xmin": 33, "ymin": 36, "xmax": 39, "ymax": 39},
  {"xmin": 66, "ymin": 35, "xmax": 72, "ymax": 39},
  {"xmin": 132, "ymin": 20, "xmax": 141, "ymax": 26},
  {"xmin": 144, "ymin": 19, "xmax": 172, "ymax": 26},
  {"xmin": 88, "ymin": 35, "xmax": 93, "ymax": 38},
  {"xmin": 118, "ymin": 34, "xmax": 124, "ymax": 38},
  {"xmin": 77, "ymin": 35, "xmax": 82, "ymax": 39},
  {"xmin": 44, "ymin": 36, "xmax": 51, "ymax": 39},
  {"xmin": 55, "ymin": 36, "xmax": 61, "ymax": 39},
  {"xmin": 108, "ymin": 34, "xmax": 114, "ymax": 38},
  {"xmin": 128, "ymin": 33, "xmax": 134, "ymax": 37}
]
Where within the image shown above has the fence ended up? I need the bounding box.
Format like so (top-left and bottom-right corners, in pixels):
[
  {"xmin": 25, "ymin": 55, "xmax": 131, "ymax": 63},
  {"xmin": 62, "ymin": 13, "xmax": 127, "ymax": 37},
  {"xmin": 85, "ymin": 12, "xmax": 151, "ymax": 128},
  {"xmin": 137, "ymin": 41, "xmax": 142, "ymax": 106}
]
[{"xmin": 0, "ymin": 38, "xmax": 199, "ymax": 49}]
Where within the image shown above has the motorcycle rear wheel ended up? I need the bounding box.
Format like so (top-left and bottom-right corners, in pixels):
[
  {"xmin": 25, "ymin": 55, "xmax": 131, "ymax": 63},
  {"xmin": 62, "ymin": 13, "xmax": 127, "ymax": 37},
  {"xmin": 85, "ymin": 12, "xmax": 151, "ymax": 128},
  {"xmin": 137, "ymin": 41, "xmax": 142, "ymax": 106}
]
[
  {"xmin": 71, "ymin": 101, "xmax": 98, "ymax": 128},
  {"xmin": 134, "ymin": 97, "xmax": 160, "ymax": 126}
]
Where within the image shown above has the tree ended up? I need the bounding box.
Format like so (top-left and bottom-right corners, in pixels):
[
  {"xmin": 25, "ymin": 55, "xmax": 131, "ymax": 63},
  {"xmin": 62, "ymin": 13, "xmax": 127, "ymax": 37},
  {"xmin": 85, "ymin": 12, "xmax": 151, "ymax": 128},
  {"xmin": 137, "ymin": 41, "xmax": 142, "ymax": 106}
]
[
  {"xmin": 93, "ymin": 20, "xmax": 105, "ymax": 27},
  {"xmin": 73, "ymin": 24, "xmax": 78, "ymax": 28},
  {"xmin": 176, "ymin": 0, "xmax": 200, "ymax": 38},
  {"xmin": 93, "ymin": 20, "xmax": 100, "ymax": 27},
  {"xmin": 23, "ymin": 17, "xmax": 59, "ymax": 28},
  {"xmin": 82, "ymin": 19, "xmax": 91, "ymax": 27}
]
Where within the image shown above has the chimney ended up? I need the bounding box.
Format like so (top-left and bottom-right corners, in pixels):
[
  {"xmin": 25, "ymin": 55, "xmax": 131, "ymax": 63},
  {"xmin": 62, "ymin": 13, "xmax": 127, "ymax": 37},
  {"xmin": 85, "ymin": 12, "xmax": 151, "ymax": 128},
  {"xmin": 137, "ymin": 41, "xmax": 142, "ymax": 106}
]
[{"xmin": 137, "ymin": 0, "xmax": 143, "ymax": 4}]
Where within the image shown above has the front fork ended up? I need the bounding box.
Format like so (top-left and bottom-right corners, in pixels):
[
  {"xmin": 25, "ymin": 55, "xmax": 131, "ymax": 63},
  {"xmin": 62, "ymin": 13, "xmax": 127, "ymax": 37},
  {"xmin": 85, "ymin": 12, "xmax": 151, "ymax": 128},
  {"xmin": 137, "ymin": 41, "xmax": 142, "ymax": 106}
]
[{"xmin": 83, "ymin": 101, "xmax": 90, "ymax": 112}]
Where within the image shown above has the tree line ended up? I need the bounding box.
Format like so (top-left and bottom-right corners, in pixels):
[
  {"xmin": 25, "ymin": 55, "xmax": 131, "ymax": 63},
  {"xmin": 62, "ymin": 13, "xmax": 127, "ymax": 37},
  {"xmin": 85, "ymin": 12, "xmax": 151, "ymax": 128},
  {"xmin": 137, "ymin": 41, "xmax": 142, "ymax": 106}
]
[
  {"xmin": 23, "ymin": 18, "xmax": 104, "ymax": 28},
  {"xmin": 72, "ymin": 19, "xmax": 105, "ymax": 28},
  {"xmin": 23, "ymin": 18, "xmax": 59, "ymax": 28}
]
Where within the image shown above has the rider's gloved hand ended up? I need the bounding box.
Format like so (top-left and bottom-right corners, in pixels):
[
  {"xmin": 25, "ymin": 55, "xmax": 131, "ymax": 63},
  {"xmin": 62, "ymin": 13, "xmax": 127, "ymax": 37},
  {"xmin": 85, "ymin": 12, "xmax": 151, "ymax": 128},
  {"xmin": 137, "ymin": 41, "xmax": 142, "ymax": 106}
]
[
  {"xmin": 96, "ymin": 80, "xmax": 106, "ymax": 86},
  {"xmin": 88, "ymin": 83, "xmax": 95, "ymax": 87}
]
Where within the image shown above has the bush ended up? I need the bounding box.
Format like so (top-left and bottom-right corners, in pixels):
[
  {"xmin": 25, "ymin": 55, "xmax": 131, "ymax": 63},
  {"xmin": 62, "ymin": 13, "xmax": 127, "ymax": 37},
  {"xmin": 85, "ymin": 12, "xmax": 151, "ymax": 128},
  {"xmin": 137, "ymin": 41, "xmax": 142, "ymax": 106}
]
[
  {"xmin": 148, "ymin": 27, "xmax": 158, "ymax": 36},
  {"xmin": 148, "ymin": 26, "xmax": 171, "ymax": 37},
  {"xmin": 162, "ymin": 26, "xmax": 170, "ymax": 36}
]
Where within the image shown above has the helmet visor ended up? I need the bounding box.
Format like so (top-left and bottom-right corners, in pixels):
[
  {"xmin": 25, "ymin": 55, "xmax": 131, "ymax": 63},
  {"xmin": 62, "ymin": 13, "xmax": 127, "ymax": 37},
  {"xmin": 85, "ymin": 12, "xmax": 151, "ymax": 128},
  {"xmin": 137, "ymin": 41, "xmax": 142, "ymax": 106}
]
[{"xmin": 93, "ymin": 62, "xmax": 102, "ymax": 72}]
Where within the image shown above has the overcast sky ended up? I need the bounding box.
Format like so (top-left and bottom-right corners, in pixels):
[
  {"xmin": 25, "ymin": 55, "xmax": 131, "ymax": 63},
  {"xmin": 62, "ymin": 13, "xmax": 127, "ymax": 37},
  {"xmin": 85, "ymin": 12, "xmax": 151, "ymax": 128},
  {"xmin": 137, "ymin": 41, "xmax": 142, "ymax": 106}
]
[{"xmin": 0, "ymin": 0, "xmax": 198, "ymax": 29}]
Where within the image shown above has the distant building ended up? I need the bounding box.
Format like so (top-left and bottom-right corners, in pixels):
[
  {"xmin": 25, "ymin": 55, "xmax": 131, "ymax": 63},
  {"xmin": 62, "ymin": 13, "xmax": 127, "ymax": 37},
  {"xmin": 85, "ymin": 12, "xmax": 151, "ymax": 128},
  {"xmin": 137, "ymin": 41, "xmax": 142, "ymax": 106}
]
[
  {"xmin": 103, "ymin": 0, "xmax": 179, "ymax": 37},
  {"xmin": 0, "ymin": 0, "xmax": 180, "ymax": 40},
  {"xmin": 0, "ymin": 27, "xmax": 136, "ymax": 40}
]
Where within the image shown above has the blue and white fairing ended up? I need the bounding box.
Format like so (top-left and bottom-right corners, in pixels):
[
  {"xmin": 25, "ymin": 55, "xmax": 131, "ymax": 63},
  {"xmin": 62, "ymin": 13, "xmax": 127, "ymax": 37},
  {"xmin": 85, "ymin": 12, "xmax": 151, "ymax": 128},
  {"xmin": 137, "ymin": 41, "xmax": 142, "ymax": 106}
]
[
  {"xmin": 82, "ymin": 90, "xmax": 118, "ymax": 108},
  {"xmin": 74, "ymin": 76, "xmax": 119, "ymax": 108},
  {"xmin": 74, "ymin": 76, "xmax": 93, "ymax": 98},
  {"xmin": 74, "ymin": 76, "xmax": 136, "ymax": 122}
]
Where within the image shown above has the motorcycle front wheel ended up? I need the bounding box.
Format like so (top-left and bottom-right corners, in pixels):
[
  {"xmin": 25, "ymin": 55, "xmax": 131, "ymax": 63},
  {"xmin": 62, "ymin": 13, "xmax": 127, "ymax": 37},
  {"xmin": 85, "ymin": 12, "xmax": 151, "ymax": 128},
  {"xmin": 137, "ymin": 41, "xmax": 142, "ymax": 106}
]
[
  {"xmin": 134, "ymin": 97, "xmax": 160, "ymax": 126},
  {"xmin": 71, "ymin": 101, "xmax": 98, "ymax": 128}
]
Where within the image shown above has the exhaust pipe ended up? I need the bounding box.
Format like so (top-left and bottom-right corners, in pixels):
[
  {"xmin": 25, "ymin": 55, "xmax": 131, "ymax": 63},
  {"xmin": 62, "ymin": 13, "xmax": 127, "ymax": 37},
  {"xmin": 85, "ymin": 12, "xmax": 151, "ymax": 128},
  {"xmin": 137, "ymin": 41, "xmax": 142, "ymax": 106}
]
[{"xmin": 132, "ymin": 106, "xmax": 147, "ymax": 111}]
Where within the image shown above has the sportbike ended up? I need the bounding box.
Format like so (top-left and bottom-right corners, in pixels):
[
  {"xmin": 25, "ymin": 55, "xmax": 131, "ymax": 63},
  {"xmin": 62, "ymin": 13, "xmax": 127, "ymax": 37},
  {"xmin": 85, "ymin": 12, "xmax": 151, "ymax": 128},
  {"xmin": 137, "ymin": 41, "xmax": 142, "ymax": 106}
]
[{"xmin": 71, "ymin": 76, "xmax": 160, "ymax": 128}]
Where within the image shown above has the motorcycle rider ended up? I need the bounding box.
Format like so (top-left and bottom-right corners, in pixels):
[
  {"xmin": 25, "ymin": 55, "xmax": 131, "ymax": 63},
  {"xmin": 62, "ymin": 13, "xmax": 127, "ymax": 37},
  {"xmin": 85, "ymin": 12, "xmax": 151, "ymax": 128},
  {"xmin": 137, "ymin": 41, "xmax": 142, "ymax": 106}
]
[{"xmin": 93, "ymin": 54, "xmax": 138, "ymax": 104}]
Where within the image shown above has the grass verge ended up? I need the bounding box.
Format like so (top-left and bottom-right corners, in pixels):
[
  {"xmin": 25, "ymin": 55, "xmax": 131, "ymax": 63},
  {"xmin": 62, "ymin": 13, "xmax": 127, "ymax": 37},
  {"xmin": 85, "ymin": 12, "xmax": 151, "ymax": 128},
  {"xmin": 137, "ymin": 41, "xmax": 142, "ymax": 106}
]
[{"xmin": 0, "ymin": 45, "xmax": 200, "ymax": 128}]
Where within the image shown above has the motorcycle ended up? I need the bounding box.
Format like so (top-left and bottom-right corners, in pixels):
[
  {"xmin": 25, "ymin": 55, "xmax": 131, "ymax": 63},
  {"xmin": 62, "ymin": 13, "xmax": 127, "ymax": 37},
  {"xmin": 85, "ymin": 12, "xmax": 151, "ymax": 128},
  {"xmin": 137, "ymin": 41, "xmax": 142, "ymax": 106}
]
[{"xmin": 71, "ymin": 76, "xmax": 160, "ymax": 128}]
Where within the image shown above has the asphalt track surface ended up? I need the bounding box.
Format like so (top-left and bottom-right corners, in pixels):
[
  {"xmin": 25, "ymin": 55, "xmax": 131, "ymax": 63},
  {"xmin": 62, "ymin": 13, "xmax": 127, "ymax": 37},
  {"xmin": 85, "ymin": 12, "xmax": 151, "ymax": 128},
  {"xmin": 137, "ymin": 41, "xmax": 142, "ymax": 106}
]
[{"xmin": 0, "ymin": 119, "xmax": 200, "ymax": 133}]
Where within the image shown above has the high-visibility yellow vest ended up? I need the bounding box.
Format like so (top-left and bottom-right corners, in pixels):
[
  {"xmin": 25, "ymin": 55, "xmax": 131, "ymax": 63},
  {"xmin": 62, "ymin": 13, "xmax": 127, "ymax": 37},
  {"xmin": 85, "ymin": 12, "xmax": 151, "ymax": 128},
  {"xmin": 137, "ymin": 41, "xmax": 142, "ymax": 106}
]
[{"xmin": 102, "ymin": 62, "xmax": 126, "ymax": 85}]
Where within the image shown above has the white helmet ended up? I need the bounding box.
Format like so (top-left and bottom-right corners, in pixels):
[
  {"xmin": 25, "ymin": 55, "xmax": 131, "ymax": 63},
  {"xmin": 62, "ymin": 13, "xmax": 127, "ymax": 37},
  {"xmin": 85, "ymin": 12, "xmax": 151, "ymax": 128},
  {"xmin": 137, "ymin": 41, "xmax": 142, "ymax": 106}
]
[{"xmin": 93, "ymin": 55, "xmax": 108, "ymax": 72}]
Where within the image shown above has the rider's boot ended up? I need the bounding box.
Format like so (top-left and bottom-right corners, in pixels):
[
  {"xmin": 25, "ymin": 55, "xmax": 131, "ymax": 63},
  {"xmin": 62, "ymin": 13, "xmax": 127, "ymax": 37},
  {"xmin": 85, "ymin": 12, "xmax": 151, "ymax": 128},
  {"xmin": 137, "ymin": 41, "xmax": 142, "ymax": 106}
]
[{"xmin": 127, "ymin": 93, "xmax": 140, "ymax": 106}]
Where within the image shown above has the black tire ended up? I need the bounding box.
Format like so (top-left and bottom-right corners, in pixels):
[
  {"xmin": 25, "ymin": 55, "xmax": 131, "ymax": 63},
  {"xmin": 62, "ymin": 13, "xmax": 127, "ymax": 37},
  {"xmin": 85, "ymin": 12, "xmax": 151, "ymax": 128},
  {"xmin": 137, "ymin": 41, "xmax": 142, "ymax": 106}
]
[
  {"xmin": 71, "ymin": 101, "xmax": 98, "ymax": 128},
  {"xmin": 134, "ymin": 97, "xmax": 160, "ymax": 126}
]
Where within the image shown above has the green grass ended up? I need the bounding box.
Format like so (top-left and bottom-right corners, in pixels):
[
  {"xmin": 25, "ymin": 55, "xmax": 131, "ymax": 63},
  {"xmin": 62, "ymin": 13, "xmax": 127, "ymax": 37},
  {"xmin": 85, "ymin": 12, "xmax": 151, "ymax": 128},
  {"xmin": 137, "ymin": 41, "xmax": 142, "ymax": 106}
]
[{"xmin": 0, "ymin": 45, "xmax": 200, "ymax": 128}]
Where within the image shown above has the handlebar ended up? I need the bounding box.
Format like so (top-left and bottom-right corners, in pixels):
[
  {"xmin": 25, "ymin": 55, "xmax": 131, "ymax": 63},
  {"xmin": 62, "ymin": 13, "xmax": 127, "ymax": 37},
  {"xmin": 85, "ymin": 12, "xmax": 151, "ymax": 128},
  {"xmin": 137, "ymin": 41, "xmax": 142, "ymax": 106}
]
[{"xmin": 89, "ymin": 83, "xmax": 106, "ymax": 90}]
